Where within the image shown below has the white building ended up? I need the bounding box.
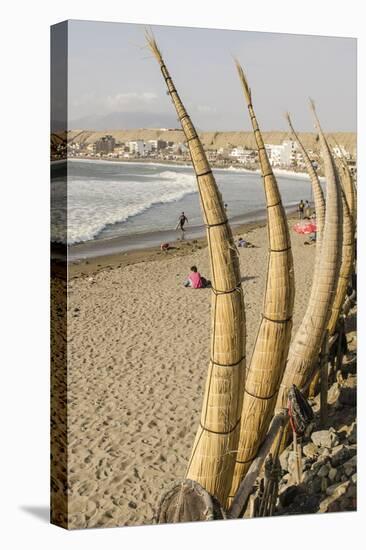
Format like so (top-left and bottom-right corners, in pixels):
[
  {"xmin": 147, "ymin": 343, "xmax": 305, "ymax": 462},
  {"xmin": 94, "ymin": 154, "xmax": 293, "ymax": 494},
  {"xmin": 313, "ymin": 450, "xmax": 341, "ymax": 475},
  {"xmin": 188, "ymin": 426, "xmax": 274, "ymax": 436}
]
[
  {"xmin": 229, "ymin": 146, "xmax": 245, "ymax": 158},
  {"xmin": 229, "ymin": 147, "xmax": 257, "ymax": 164},
  {"xmin": 172, "ymin": 142, "xmax": 188, "ymax": 155},
  {"xmin": 147, "ymin": 139, "xmax": 167, "ymax": 151},
  {"xmin": 281, "ymin": 139, "xmax": 298, "ymax": 166},
  {"xmin": 265, "ymin": 144, "xmax": 284, "ymax": 166},
  {"xmin": 128, "ymin": 140, "xmax": 146, "ymax": 156}
]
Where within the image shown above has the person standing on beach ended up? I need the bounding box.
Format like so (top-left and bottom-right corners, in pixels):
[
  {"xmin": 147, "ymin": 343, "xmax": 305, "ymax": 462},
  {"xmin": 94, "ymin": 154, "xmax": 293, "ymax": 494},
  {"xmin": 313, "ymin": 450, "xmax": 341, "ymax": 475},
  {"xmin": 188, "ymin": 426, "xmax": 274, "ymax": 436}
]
[
  {"xmin": 176, "ymin": 212, "xmax": 188, "ymax": 238},
  {"xmin": 298, "ymin": 199, "xmax": 305, "ymax": 220},
  {"xmin": 305, "ymin": 200, "xmax": 311, "ymax": 219}
]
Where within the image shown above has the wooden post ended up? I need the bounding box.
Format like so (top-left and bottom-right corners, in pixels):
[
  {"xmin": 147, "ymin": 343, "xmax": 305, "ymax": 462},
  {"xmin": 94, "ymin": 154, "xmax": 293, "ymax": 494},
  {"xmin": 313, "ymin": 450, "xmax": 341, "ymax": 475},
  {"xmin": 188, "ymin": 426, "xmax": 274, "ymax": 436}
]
[
  {"xmin": 320, "ymin": 330, "xmax": 329, "ymax": 427},
  {"xmin": 293, "ymin": 432, "xmax": 302, "ymax": 485},
  {"xmin": 229, "ymin": 412, "xmax": 287, "ymax": 519},
  {"xmin": 335, "ymin": 316, "xmax": 345, "ymax": 374}
]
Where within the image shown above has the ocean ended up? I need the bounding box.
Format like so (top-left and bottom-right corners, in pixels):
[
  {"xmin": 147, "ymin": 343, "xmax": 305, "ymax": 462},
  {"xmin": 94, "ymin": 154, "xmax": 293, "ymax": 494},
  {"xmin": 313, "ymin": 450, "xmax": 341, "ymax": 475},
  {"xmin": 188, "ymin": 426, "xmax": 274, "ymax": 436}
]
[{"xmin": 51, "ymin": 159, "xmax": 316, "ymax": 258}]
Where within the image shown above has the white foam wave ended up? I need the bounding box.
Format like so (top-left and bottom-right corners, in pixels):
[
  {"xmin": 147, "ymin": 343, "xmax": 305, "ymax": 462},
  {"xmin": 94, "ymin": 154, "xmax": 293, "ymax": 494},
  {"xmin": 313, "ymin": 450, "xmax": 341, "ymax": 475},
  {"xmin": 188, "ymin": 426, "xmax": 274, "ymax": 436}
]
[{"xmin": 51, "ymin": 171, "xmax": 196, "ymax": 244}]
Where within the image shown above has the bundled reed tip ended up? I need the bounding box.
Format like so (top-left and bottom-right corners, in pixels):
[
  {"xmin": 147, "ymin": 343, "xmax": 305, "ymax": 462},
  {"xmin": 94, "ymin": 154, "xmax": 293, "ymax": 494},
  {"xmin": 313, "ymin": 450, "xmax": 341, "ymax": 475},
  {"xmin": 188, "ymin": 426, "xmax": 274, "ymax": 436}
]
[
  {"xmin": 285, "ymin": 112, "xmax": 293, "ymax": 128},
  {"xmin": 309, "ymin": 98, "xmax": 322, "ymax": 130},
  {"xmin": 145, "ymin": 29, "xmax": 163, "ymax": 63},
  {"xmin": 234, "ymin": 60, "xmax": 252, "ymax": 104}
]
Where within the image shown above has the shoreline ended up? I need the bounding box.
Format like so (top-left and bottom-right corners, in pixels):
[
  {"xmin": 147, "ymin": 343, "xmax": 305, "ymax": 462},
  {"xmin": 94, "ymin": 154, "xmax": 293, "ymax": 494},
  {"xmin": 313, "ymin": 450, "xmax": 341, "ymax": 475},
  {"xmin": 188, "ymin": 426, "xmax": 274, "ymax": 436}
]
[
  {"xmin": 64, "ymin": 213, "xmax": 301, "ymax": 279},
  {"xmin": 63, "ymin": 156, "xmax": 321, "ymax": 180}
]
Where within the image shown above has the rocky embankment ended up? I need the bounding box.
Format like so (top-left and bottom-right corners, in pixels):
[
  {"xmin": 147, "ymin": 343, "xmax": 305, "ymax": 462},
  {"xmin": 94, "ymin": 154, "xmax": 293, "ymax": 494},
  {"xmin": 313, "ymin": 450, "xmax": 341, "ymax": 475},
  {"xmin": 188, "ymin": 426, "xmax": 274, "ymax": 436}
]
[{"xmin": 277, "ymin": 307, "xmax": 357, "ymax": 515}]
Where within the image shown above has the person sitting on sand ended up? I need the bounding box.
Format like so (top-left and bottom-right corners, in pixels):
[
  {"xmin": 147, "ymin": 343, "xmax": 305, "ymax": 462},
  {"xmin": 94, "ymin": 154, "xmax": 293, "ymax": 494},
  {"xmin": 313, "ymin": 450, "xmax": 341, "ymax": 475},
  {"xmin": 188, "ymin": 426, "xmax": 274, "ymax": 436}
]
[
  {"xmin": 238, "ymin": 237, "xmax": 248, "ymax": 248},
  {"xmin": 160, "ymin": 242, "xmax": 170, "ymax": 252},
  {"xmin": 183, "ymin": 266, "xmax": 210, "ymax": 289},
  {"xmin": 237, "ymin": 236, "xmax": 254, "ymax": 248},
  {"xmin": 304, "ymin": 232, "xmax": 316, "ymax": 245}
]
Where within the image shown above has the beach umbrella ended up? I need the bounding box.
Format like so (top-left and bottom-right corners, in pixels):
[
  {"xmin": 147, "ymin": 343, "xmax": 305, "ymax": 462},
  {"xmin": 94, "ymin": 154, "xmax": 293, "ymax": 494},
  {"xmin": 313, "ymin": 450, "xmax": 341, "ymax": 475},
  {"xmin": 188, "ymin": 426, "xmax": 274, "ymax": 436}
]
[
  {"xmin": 228, "ymin": 62, "xmax": 295, "ymax": 503},
  {"xmin": 275, "ymin": 100, "xmax": 343, "ymax": 414},
  {"xmin": 146, "ymin": 32, "xmax": 246, "ymax": 506},
  {"xmin": 293, "ymin": 221, "xmax": 317, "ymax": 235}
]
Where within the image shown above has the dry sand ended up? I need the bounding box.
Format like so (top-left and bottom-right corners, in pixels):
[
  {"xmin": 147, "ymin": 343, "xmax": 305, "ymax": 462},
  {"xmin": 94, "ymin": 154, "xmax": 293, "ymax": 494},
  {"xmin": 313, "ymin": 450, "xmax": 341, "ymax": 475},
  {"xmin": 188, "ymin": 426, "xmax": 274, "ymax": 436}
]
[{"xmin": 63, "ymin": 223, "xmax": 316, "ymax": 528}]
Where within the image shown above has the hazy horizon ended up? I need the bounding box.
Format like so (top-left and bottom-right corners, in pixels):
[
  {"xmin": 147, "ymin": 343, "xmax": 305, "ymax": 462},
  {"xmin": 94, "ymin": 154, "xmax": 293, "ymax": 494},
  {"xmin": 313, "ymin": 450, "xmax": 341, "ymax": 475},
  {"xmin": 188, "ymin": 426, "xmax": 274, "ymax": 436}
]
[{"xmin": 62, "ymin": 20, "xmax": 356, "ymax": 133}]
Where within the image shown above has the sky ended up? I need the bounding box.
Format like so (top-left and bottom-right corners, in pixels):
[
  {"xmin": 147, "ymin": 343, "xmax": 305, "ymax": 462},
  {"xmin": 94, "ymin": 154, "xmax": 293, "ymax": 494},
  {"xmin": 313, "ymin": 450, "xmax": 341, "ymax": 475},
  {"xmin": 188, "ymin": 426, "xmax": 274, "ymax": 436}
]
[{"xmin": 64, "ymin": 19, "xmax": 357, "ymax": 132}]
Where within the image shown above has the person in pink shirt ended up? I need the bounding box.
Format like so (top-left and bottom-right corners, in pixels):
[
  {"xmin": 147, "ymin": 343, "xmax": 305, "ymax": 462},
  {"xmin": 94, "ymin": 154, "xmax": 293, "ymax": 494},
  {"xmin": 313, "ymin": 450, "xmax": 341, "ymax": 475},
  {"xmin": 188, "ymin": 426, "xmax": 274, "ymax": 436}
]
[{"xmin": 184, "ymin": 266, "xmax": 210, "ymax": 289}]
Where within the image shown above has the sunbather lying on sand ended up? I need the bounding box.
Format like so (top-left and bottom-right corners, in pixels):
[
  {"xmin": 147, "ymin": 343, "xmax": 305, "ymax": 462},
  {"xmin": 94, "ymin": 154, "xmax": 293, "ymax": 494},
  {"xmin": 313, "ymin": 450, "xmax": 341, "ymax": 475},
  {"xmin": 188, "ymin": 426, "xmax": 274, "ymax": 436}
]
[{"xmin": 237, "ymin": 237, "xmax": 254, "ymax": 248}]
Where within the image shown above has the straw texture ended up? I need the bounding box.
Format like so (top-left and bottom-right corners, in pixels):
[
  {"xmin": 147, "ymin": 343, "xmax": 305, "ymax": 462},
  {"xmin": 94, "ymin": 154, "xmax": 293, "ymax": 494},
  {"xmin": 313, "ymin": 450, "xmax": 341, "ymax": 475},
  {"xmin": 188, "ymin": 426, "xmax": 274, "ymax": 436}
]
[
  {"xmin": 276, "ymin": 100, "xmax": 342, "ymax": 412},
  {"xmin": 146, "ymin": 33, "xmax": 246, "ymax": 505},
  {"xmin": 228, "ymin": 63, "xmax": 294, "ymax": 501},
  {"xmin": 327, "ymin": 179, "xmax": 354, "ymax": 335},
  {"xmin": 286, "ymin": 113, "xmax": 325, "ymax": 247},
  {"xmin": 332, "ymin": 138, "xmax": 356, "ymax": 228}
]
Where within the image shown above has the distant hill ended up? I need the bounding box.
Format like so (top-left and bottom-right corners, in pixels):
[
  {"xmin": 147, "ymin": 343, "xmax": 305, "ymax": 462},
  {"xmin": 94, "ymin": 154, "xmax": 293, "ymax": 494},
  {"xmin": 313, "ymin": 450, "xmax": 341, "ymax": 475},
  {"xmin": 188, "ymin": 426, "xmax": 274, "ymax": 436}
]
[{"xmin": 63, "ymin": 128, "xmax": 357, "ymax": 156}]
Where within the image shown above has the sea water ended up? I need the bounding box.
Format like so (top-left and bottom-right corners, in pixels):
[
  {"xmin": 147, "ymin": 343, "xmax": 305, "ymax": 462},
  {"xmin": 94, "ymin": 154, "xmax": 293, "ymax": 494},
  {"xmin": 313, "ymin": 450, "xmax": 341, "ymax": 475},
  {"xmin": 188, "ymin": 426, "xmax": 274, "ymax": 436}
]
[{"xmin": 51, "ymin": 158, "xmax": 315, "ymax": 249}]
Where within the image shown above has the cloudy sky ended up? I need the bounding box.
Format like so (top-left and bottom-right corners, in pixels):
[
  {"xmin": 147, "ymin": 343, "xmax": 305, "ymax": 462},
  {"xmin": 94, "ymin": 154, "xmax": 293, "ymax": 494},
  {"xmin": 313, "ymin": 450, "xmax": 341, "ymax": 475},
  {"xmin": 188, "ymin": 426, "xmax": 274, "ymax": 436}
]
[{"xmin": 65, "ymin": 19, "xmax": 356, "ymax": 132}]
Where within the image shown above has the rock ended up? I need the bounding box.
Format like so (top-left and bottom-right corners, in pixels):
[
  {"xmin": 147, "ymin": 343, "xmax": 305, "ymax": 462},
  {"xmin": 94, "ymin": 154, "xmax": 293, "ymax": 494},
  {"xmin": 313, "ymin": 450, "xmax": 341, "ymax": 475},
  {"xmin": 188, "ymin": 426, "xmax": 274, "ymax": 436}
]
[
  {"xmin": 327, "ymin": 383, "xmax": 340, "ymax": 404},
  {"xmin": 303, "ymin": 442, "xmax": 319, "ymax": 459},
  {"xmin": 308, "ymin": 477, "xmax": 322, "ymax": 494},
  {"xmin": 278, "ymin": 473, "xmax": 294, "ymax": 493},
  {"xmin": 311, "ymin": 429, "xmax": 339, "ymax": 449},
  {"xmin": 287, "ymin": 451, "xmax": 297, "ymax": 468},
  {"xmin": 319, "ymin": 482, "xmax": 351, "ymax": 513},
  {"xmin": 302, "ymin": 457, "xmax": 313, "ymax": 471},
  {"xmin": 326, "ymin": 480, "xmax": 350, "ymax": 497},
  {"xmin": 302, "ymin": 470, "xmax": 315, "ymax": 484},
  {"xmin": 328, "ymin": 467, "xmax": 337, "ymax": 482},
  {"xmin": 311, "ymin": 456, "xmax": 330, "ymax": 472},
  {"xmin": 321, "ymin": 448, "xmax": 330, "ymax": 457},
  {"xmin": 343, "ymin": 456, "xmax": 356, "ymax": 477},
  {"xmin": 335, "ymin": 470, "xmax": 342, "ymax": 483},
  {"xmin": 327, "ymin": 501, "xmax": 341, "ymax": 513},
  {"xmin": 344, "ymin": 374, "xmax": 357, "ymax": 389},
  {"xmin": 279, "ymin": 485, "xmax": 303, "ymax": 507},
  {"xmin": 338, "ymin": 387, "xmax": 356, "ymax": 407},
  {"xmin": 330, "ymin": 445, "xmax": 356, "ymax": 468},
  {"xmin": 318, "ymin": 465, "xmax": 330, "ymax": 477},
  {"xmin": 345, "ymin": 483, "xmax": 357, "ymax": 499},
  {"xmin": 347, "ymin": 422, "xmax": 357, "ymax": 445},
  {"xmin": 279, "ymin": 448, "xmax": 291, "ymax": 471}
]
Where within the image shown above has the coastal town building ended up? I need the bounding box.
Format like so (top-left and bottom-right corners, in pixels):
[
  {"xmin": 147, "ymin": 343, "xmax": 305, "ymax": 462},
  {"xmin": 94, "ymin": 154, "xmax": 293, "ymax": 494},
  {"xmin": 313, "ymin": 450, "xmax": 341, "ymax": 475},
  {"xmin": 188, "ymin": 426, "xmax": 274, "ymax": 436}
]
[
  {"xmin": 332, "ymin": 145, "xmax": 351, "ymax": 160},
  {"xmin": 128, "ymin": 140, "xmax": 146, "ymax": 156},
  {"xmin": 265, "ymin": 144, "xmax": 283, "ymax": 166},
  {"xmin": 229, "ymin": 147, "xmax": 257, "ymax": 164},
  {"xmin": 264, "ymin": 139, "xmax": 300, "ymax": 168},
  {"xmin": 95, "ymin": 135, "xmax": 116, "ymax": 154},
  {"xmin": 147, "ymin": 139, "xmax": 167, "ymax": 151},
  {"xmin": 281, "ymin": 139, "xmax": 298, "ymax": 166},
  {"xmin": 62, "ymin": 134, "xmax": 354, "ymax": 177}
]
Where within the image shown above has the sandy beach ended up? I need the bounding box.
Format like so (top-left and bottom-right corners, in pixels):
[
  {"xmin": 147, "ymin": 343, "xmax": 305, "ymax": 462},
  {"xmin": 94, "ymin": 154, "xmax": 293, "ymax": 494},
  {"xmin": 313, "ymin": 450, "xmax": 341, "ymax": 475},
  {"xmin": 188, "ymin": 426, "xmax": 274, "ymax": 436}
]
[{"xmin": 51, "ymin": 217, "xmax": 323, "ymax": 529}]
